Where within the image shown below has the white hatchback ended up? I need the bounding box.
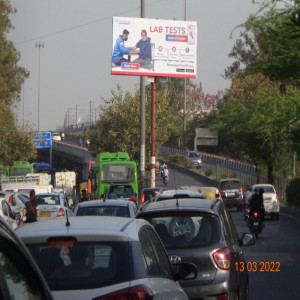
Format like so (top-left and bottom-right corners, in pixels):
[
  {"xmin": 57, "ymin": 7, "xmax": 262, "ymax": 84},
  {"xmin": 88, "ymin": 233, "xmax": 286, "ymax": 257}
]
[
  {"xmin": 15, "ymin": 217, "xmax": 197, "ymax": 300},
  {"xmin": 35, "ymin": 193, "xmax": 72, "ymax": 220},
  {"xmin": 251, "ymin": 184, "xmax": 280, "ymax": 220}
]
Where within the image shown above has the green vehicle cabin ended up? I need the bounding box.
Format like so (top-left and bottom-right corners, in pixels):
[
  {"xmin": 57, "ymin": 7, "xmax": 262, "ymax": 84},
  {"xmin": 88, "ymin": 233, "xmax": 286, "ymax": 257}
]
[
  {"xmin": 90, "ymin": 152, "xmax": 138, "ymax": 203},
  {"xmin": 9, "ymin": 161, "xmax": 34, "ymax": 177}
]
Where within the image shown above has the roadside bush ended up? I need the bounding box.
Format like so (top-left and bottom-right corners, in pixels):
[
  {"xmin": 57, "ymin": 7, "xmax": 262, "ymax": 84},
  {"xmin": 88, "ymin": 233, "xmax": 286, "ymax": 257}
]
[
  {"xmin": 205, "ymin": 168, "xmax": 214, "ymax": 177},
  {"xmin": 169, "ymin": 154, "xmax": 184, "ymax": 165},
  {"xmin": 286, "ymin": 178, "xmax": 300, "ymax": 207}
]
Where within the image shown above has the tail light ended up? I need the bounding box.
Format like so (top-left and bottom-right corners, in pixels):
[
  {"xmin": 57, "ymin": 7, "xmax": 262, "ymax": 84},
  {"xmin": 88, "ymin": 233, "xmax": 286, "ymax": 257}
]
[
  {"xmin": 219, "ymin": 190, "xmax": 224, "ymax": 194},
  {"xmin": 92, "ymin": 285, "xmax": 154, "ymax": 300},
  {"xmin": 254, "ymin": 212, "xmax": 258, "ymax": 218},
  {"xmin": 141, "ymin": 193, "xmax": 145, "ymax": 204},
  {"xmin": 56, "ymin": 208, "xmax": 65, "ymax": 217},
  {"xmin": 237, "ymin": 188, "xmax": 243, "ymax": 193},
  {"xmin": 8, "ymin": 195, "xmax": 13, "ymax": 205},
  {"xmin": 276, "ymin": 195, "xmax": 279, "ymax": 201},
  {"xmin": 129, "ymin": 197, "xmax": 137, "ymax": 203},
  {"xmin": 212, "ymin": 248, "xmax": 231, "ymax": 270},
  {"xmin": 218, "ymin": 294, "xmax": 228, "ymax": 300}
]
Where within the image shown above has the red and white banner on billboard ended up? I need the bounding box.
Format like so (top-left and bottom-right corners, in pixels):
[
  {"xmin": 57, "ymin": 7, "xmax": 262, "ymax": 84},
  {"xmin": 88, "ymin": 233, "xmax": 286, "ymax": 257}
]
[{"xmin": 112, "ymin": 17, "xmax": 197, "ymax": 78}]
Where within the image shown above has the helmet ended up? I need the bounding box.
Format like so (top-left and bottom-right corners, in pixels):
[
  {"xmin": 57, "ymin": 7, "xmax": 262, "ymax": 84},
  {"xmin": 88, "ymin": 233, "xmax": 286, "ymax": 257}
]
[{"xmin": 246, "ymin": 185, "xmax": 251, "ymax": 191}]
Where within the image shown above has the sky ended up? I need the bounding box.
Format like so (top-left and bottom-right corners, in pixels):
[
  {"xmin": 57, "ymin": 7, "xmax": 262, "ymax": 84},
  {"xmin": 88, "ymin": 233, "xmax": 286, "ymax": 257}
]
[{"xmin": 7, "ymin": 0, "xmax": 259, "ymax": 132}]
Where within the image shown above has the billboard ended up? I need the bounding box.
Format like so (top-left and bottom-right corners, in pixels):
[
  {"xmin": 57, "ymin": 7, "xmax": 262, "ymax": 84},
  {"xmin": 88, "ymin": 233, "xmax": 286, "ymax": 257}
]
[{"xmin": 112, "ymin": 17, "xmax": 197, "ymax": 78}]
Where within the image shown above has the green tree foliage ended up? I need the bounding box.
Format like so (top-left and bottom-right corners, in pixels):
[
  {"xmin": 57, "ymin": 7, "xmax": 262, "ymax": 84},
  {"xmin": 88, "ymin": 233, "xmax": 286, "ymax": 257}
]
[
  {"xmin": 0, "ymin": 0, "xmax": 36, "ymax": 164},
  {"xmin": 225, "ymin": 0, "xmax": 300, "ymax": 87},
  {"xmin": 89, "ymin": 85, "xmax": 181, "ymax": 169},
  {"xmin": 210, "ymin": 73, "xmax": 300, "ymax": 184}
]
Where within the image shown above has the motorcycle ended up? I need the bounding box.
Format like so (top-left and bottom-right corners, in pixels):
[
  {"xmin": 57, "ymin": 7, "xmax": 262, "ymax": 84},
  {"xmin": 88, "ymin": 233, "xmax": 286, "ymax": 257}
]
[
  {"xmin": 163, "ymin": 174, "xmax": 169, "ymax": 186},
  {"xmin": 248, "ymin": 211, "xmax": 263, "ymax": 238}
]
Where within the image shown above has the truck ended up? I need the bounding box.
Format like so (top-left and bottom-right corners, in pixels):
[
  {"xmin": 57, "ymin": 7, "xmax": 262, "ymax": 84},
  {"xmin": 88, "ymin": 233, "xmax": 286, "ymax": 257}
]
[
  {"xmin": 54, "ymin": 171, "xmax": 76, "ymax": 205},
  {"xmin": 1, "ymin": 174, "xmax": 53, "ymax": 194}
]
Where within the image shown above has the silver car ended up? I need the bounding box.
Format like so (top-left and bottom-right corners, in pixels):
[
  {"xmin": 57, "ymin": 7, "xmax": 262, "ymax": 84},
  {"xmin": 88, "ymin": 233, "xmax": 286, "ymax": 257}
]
[
  {"xmin": 36, "ymin": 193, "xmax": 72, "ymax": 220},
  {"xmin": 15, "ymin": 216, "xmax": 198, "ymax": 299},
  {"xmin": 73, "ymin": 199, "xmax": 137, "ymax": 218}
]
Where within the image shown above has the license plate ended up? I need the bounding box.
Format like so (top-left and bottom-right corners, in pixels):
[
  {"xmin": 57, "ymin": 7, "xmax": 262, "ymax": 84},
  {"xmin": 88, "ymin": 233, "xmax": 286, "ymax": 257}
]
[
  {"xmin": 254, "ymin": 222, "xmax": 259, "ymax": 226},
  {"xmin": 39, "ymin": 212, "xmax": 51, "ymax": 217},
  {"xmin": 227, "ymin": 192, "xmax": 235, "ymax": 196}
]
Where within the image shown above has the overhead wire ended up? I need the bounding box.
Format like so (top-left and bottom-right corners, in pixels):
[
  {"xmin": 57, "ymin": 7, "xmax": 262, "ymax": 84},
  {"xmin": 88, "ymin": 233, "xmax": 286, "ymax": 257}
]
[{"xmin": 14, "ymin": 0, "xmax": 164, "ymax": 46}]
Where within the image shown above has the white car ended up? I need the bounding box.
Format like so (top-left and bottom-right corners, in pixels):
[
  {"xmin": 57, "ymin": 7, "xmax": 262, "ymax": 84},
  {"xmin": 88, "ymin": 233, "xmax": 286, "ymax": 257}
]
[
  {"xmin": 73, "ymin": 199, "xmax": 137, "ymax": 218},
  {"xmin": 52, "ymin": 132, "xmax": 61, "ymax": 141},
  {"xmin": 35, "ymin": 193, "xmax": 72, "ymax": 220},
  {"xmin": 15, "ymin": 216, "xmax": 197, "ymax": 300},
  {"xmin": 251, "ymin": 184, "xmax": 280, "ymax": 220},
  {"xmin": 0, "ymin": 199, "xmax": 21, "ymax": 229}
]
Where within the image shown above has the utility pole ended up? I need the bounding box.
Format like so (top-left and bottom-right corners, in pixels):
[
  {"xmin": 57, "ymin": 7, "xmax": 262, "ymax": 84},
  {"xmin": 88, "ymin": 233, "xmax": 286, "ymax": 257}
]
[
  {"xmin": 35, "ymin": 41, "xmax": 44, "ymax": 132},
  {"xmin": 139, "ymin": 0, "xmax": 146, "ymax": 191}
]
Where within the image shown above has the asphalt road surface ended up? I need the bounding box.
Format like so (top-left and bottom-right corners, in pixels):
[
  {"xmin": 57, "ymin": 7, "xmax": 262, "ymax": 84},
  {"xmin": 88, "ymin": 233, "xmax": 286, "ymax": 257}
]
[{"xmin": 156, "ymin": 164, "xmax": 300, "ymax": 300}]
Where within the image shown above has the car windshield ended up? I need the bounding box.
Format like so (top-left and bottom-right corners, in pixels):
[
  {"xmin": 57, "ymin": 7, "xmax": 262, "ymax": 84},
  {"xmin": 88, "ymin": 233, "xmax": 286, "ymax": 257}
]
[
  {"xmin": 142, "ymin": 212, "xmax": 220, "ymax": 250},
  {"xmin": 189, "ymin": 152, "xmax": 200, "ymax": 158},
  {"xmin": 36, "ymin": 195, "xmax": 60, "ymax": 205},
  {"xmin": 220, "ymin": 181, "xmax": 240, "ymax": 189},
  {"xmin": 76, "ymin": 206, "xmax": 129, "ymax": 217},
  {"xmin": 18, "ymin": 194, "xmax": 29, "ymax": 204},
  {"xmin": 27, "ymin": 241, "xmax": 130, "ymax": 290}
]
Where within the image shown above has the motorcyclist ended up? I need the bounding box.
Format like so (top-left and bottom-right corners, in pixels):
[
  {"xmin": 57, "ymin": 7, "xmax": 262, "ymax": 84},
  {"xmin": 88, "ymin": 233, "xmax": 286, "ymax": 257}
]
[
  {"xmin": 243, "ymin": 185, "xmax": 252, "ymax": 212},
  {"xmin": 160, "ymin": 162, "xmax": 167, "ymax": 178},
  {"xmin": 163, "ymin": 165, "xmax": 169, "ymax": 184},
  {"xmin": 248, "ymin": 188, "xmax": 265, "ymax": 223}
]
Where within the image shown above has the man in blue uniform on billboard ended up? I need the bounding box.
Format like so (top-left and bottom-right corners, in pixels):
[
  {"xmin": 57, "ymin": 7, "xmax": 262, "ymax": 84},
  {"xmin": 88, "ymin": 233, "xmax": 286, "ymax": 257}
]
[
  {"xmin": 112, "ymin": 29, "xmax": 135, "ymax": 66},
  {"xmin": 133, "ymin": 29, "xmax": 152, "ymax": 69}
]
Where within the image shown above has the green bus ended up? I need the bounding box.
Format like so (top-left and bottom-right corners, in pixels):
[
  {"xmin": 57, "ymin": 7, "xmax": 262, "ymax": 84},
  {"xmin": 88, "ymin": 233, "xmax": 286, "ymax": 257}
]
[
  {"xmin": 9, "ymin": 161, "xmax": 34, "ymax": 177},
  {"xmin": 89, "ymin": 152, "xmax": 138, "ymax": 203}
]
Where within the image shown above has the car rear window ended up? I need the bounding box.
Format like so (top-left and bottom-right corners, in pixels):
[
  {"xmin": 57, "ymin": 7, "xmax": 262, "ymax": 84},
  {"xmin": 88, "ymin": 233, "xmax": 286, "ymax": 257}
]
[
  {"xmin": 220, "ymin": 181, "xmax": 241, "ymax": 189},
  {"xmin": 36, "ymin": 196, "xmax": 60, "ymax": 205},
  {"xmin": 140, "ymin": 212, "xmax": 220, "ymax": 250},
  {"xmin": 76, "ymin": 206, "xmax": 129, "ymax": 217},
  {"xmin": 107, "ymin": 185, "xmax": 134, "ymax": 198},
  {"xmin": 254, "ymin": 186, "xmax": 275, "ymax": 193},
  {"xmin": 27, "ymin": 241, "xmax": 130, "ymax": 290}
]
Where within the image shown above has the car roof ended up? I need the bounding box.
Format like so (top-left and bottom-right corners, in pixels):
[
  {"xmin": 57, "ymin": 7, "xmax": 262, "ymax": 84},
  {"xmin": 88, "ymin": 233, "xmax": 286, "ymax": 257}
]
[
  {"xmin": 36, "ymin": 193, "xmax": 62, "ymax": 196},
  {"xmin": 15, "ymin": 216, "xmax": 149, "ymax": 243},
  {"xmin": 155, "ymin": 189, "xmax": 206, "ymax": 200},
  {"xmin": 252, "ymin": 184, "xmax": 274, "ymax": 187},
  {"xmin": 77, "ymin": 199, "xmax": 134, "ymax": 208},
  {"xmin": 220, "ymin": 178, "xmax": 240, "ymax": 182},
  {"xmin": 139, "ymin": 198, "xmax": 219, "ymax": 214}
]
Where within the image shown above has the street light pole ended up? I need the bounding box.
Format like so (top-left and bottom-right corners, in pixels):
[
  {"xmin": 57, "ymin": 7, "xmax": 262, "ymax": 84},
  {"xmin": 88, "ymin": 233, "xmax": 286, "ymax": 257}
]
[{"xmin": 35, "ymin": 41, "xmax": 44, "ymax": 132}]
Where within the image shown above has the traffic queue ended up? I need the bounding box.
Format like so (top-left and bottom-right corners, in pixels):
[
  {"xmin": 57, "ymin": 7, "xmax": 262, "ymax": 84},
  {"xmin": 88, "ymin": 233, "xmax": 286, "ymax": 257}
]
[{"xmin": 0, "ymin": 157, "xmax": 281, "ymax": 300}]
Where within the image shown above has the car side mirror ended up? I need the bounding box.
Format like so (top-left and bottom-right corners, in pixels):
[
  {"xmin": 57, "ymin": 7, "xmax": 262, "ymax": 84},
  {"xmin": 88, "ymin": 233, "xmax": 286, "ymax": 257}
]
[{"xmin": 240, "ymin": 233, "xmax": 255, "ymax": 246}]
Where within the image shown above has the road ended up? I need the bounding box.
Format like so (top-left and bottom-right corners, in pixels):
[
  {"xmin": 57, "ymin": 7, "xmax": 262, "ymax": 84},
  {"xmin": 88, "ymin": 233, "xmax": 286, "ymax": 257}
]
[{"xmin": 156, "ymin": 164, "xmax": 300, "ymax": 300}]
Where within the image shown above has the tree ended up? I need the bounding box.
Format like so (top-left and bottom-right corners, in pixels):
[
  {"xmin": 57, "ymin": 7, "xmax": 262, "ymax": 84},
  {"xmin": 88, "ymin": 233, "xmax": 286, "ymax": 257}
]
[
  {"xmin": 225, "ymin": 1, "xmax": 300, "ymax": 87},
  {"xmin": 210, "ymin": 73, "xmax": 300, "ymax": 184},
  {"xmin": 0, "ymin": 1, "xmax": 36, "ymax": 163},
  {"xmin": 89, "ymin": 85, "xmax": 181, "ymax": 170}
]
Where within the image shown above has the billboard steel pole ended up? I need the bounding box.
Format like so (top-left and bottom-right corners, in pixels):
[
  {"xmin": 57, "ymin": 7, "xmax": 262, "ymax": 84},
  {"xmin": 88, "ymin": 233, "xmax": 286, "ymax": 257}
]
[{"xmin": 151, "ymin": 78, "xmax": 156, "ymax": 188}]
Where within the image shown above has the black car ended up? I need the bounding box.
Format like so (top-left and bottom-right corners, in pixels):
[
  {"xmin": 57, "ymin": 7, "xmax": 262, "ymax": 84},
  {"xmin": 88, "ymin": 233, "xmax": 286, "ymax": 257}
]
[
  {"xmin": 0, "ymin": 215, "xmax": 53, "ymax": 299},
  {"xmin": 139, "ymin": 187, "xmax": 162, "ymax": 208},
  {"xmin": 137, "ymin": 198, "xmax": 255, "ymax": 300},
  {"xmin": 219, "ymin": 178, "xmax": 244, "ymax": 211}
]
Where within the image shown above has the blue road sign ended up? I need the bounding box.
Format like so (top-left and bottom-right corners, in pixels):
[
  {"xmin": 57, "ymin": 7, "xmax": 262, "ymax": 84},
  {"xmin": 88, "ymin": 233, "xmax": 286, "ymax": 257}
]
[{"xmin": 32, "ymin": 132, "xmax": 52, "ymax": 148}]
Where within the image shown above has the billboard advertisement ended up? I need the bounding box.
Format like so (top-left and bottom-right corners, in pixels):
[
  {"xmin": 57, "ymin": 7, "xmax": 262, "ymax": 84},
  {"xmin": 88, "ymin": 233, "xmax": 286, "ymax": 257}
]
[{"xmin": 112, "ymin": 17, "xmax": 197, "ymax": 78}]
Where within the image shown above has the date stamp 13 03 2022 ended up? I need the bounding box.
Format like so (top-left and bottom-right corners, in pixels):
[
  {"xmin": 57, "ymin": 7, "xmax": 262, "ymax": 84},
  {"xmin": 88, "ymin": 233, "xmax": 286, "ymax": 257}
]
[{"xmin": 235, "ymin": 261, "xmax": 280, "ymax": 272}]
